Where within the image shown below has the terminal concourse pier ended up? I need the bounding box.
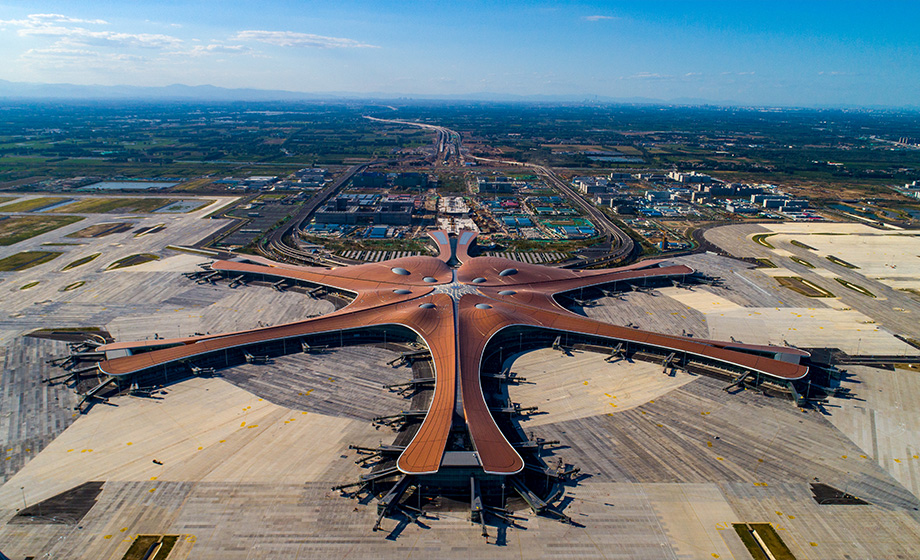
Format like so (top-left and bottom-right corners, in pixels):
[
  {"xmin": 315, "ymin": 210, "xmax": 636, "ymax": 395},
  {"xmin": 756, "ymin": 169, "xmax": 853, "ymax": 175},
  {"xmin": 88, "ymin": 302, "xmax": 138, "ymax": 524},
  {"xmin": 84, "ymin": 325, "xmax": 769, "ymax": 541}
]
[
  {"xmin": 62, "ymin": 230, "xmax": 817, "ymax": 531},
  {"xmin": 8, "ymin": 218, "xmax": 920, "ymax": 560}
]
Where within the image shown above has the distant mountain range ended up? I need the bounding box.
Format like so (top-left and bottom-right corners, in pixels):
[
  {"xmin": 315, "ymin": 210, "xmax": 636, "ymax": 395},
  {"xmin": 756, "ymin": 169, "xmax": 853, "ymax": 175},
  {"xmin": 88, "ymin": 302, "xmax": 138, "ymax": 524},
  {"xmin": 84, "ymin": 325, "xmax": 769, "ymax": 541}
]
[
  {"xmin": 0, "ymin": 78, "xmax": 738, "ymax": 105},
  {"xmin": 0, "ymin": 79, "xmax": 913, "ymax": 109},
  {"xmin": 0, "ymin": 79, "xmax": 330, "ymax": 102}
]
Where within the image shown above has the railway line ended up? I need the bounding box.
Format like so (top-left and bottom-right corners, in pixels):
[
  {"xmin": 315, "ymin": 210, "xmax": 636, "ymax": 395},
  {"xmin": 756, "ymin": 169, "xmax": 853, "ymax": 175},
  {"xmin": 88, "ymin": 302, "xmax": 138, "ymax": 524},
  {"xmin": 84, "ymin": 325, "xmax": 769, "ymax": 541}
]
[
  {"xmin": 265, "ymin": 117, "xmax": 634, "ymax": 267},
  {"xmin": 262, "ymin": 162, "xmax": 369, "ymax": 265},
  {"xmin": 362, "ymin": 116, "xmax": 632, "ymax": 262},
  {"xmin": 531, "ymin": 163, "xmax": 635, "ymax": 262},
  {"xmin": 469, "ymin": 155, "xmax": 635, "ymax": 264}
]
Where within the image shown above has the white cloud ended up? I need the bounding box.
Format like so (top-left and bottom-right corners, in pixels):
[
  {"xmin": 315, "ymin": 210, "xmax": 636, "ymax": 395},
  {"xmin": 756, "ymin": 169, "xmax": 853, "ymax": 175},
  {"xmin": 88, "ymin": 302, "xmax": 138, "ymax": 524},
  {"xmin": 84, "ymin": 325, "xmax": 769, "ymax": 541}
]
[
  {"xmin": 185, "ymin": 44, "xmax": 253, "ymax": 56},
  {"xmin": 583, "ymin": 15, "xmax": 617, "ymax": 22},
  {"xmin": 1, "ymin": 12, "xmax": 181, "ymax": 49},
  {"xmin": 234, "ymin": 30, "xmax": 378, "ymax": 49},
  {"xmin": 25, "ymin": 46, "xmax": 142, "ymax": 60},
  {"xmin": 0, "ymin": 13, "xmax": 108, "ymax": 26},
  {"xmin": 627, "ymin": 72, "xmax": 672, "ymax": 80},
  {"xmin": 19, "ymin": 26, "xmax": 183, "ymax": 49}
]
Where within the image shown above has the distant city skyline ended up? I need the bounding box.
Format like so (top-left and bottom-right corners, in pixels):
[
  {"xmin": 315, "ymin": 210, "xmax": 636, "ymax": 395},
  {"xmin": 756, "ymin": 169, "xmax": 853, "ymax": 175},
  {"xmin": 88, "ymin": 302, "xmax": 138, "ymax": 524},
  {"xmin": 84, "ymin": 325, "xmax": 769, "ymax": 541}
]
[{"xmin": 0, "ymin": 1, "xmax": 918, "ymax": 107}]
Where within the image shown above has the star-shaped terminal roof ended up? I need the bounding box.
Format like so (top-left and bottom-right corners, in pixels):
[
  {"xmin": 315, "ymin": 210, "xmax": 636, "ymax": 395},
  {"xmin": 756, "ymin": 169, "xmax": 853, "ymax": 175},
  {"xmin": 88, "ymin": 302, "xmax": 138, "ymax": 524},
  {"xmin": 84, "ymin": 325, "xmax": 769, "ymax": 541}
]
[{"xmin": 97, "ymin": 230, "xmax": 808, "ymax": 476}]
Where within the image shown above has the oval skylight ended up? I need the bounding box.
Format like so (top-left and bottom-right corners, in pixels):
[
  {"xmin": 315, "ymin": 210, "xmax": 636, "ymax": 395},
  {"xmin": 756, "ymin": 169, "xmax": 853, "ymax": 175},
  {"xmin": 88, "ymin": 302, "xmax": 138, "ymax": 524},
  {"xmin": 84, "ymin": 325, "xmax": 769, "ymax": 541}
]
[
  {"xmin": 418, "ymin": 303, "xmax": 436, "ymax": 309},
  {"xmin": 423, "ymin": 276, "xmax": 437, "ymax": 283},
  {"xmin": 391, "ymin": 267, "xmax": 410, "ymax": 276},
  {"xmin": 475, "ymin": 303, "xmax": 493, "ymax": 310},
  {"xmin": 498, "ymin": 290, "xmax": 516, "ymax": 296},
  {"xmin": 393, "ymin": 289, "xmax": 412, "ymax": 295},
  {"xmin": 472, "ymin": 277, "xmax": 486, "ymax": 283},
  {"xmin": 499, "ymin": 268, "xmax": 518, "ymax": 277}
]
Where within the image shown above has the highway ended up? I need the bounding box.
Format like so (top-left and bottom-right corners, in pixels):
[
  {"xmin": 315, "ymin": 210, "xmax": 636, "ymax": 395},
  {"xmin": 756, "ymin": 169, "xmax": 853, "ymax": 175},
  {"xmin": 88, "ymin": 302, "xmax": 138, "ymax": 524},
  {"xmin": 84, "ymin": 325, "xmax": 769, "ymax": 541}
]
[
  {"xmin": 263, "ymin": 162, "xmax": 369, "ymax": 265},
  {"xmin": 469, "ymin": 154, "xmax": 635, "ymax": 264},
  {"xmin": 530, "ymin": 163, "xmax": 635, "ymax": 263},
  {"xmin": 364, "ymin": 116, "xmax": 462, "ymax": 166},
  {"xmin": 363, "ymin": 116, "xmax": 635, "ymax": 264}
]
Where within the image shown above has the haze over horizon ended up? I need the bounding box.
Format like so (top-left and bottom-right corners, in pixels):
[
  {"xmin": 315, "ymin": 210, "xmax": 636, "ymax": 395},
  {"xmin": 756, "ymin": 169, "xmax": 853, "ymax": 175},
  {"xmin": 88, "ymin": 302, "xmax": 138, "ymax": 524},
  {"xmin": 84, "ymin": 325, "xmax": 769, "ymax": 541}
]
[{"xmin": 0, "ymin": 0, "xmax": 918, "ymax": 108}]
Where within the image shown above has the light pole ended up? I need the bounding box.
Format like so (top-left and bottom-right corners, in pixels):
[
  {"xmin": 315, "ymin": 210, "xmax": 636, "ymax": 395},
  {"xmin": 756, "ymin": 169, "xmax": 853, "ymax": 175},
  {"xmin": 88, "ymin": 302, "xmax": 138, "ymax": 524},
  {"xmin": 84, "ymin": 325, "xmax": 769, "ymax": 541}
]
[{"xmin": 20, "ymin": 486, "xmax": 26, "ymax": 509}]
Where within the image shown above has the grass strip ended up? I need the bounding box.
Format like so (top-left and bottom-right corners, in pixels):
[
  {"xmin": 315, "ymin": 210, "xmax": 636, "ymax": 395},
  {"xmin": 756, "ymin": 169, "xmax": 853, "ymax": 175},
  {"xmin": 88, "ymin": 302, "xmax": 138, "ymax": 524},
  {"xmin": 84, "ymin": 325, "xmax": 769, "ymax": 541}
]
[
  {"xmin": 776, "ymin": 276, "xmax": 835, "ymax": 297},
  {"xmin": 0, "ymin": 251, "xmax": 62, "ymax": 271},
  {"xmin": 166, "ymin": 244, "xmax": 218, "ymax": 256},
  {"xmin": 121, "ymin": 535, "xmax": 159, "ymax": 560},
  {"xmin": 0, "ymin": 215, "xmax": 84, "ymax": 246},
  {"xmin": 0, "ymin": 196, "xmax": 68, "ymax": 212},
  {"xmin": 62, "ymin": 252, "xmax": 101, "ymax": 271},
  {"xmin": 826, "ymin": 255, "xmax": 859, "ymax": 269},
  {"xmin": 752, "ymin": 234, "xmax": 775, "ymax": 249},
  {"xmin": 789, "ymin": 256, "xmax": 815, "ymax": 269},
  {"xmin": 119, "ymin": 534, "xmax": 179, "ymax": 560},
  {"xmin": 158, "ymin": 535, "xmax": 178, "ymax": 558},
  {"xmin": 50, "ymin": 197, "xmax": 177, "ymax": 214},
  {"xmin": 754, "ymin": 258, "xmax": 777, "ymax": 268},
  {"xmin": 106, "ymin": 253, "xmax": 160, "ymax": 270},
  {"xmin": 733, "ymin": 524, "xmax": 769, "ymax": 560},
  {"xmin": 790, "ymin": 239, "xmax": 817, "ymax": 250},
  {"xmin": 835, "ymin": 277, "xmax": 875, "ymax": 297},
  {"xmin": 155, "ymin": 199, "xmax": 212, "ymax": 213},
  {"xmin": 133, "ymin": 224, "xmax": 166, "ymax": 237},
  {"xmin": 173, "ymin": 177, "xmax": 217, "ymax": 191},
  {"xmin": 66, "ymin": 222, "xmax": 133, "ymax": 238},
  {"xmin": 733, "ymin": 523, "xmax": 797, "ymax": 560}
]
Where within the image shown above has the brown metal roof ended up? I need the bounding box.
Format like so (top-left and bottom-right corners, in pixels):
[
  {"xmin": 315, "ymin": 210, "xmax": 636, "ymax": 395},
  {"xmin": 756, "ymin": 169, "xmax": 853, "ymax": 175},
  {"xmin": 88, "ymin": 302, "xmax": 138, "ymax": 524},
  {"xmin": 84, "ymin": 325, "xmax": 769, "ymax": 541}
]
[{"xmin": 98, "ymin": 230, "xmax": 808, "ymax": 476}]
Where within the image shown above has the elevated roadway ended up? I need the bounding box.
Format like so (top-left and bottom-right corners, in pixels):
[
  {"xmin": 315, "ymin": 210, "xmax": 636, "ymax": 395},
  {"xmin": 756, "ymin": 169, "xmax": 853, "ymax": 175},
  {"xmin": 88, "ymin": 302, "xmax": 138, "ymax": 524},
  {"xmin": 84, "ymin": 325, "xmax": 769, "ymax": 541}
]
[
  {"xmin": 263, "ymin": 162, "xmax": 369, "ymax": 265},
  {"xmin": 362, "ymin": 116, "xmax": 634, "ymax": 264},
  {"xmin": 470, "ymin": 155, "xmax": 635, "ymax": 264},
  {"xmin": 364, "ymin": 116, "xmax": 462, "ymax": 166}
]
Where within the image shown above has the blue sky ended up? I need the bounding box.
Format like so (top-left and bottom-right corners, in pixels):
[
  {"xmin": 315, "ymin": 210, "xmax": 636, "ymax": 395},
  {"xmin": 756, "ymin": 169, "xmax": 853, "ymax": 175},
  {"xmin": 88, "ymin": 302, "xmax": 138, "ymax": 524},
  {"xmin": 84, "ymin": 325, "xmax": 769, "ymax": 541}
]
[{"xmin": 0, "ymin": 1, "xmax": 918, "ymax": 106}]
